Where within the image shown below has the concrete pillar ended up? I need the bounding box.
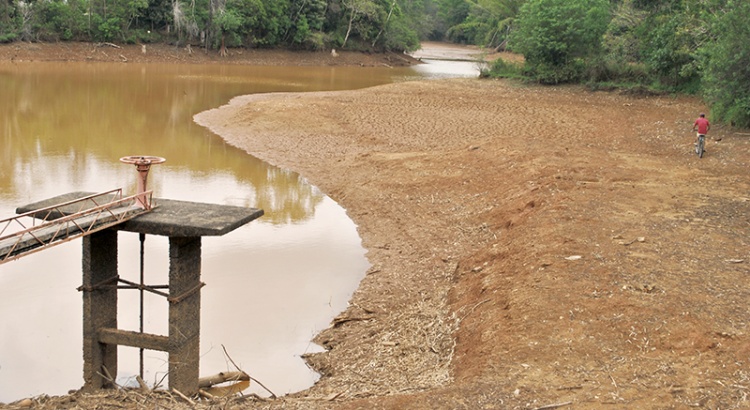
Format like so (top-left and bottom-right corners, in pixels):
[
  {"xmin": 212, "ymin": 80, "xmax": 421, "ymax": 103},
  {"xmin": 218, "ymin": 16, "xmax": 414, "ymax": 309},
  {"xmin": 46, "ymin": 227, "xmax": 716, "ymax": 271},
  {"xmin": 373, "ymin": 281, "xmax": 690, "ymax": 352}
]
[
  {"xmin": 167, "ymin": 236, "xmax": 202, "ymax": 395},
  {"xmin": 81, "ymin": 229, "xmax": 118, "ymax": 390}
]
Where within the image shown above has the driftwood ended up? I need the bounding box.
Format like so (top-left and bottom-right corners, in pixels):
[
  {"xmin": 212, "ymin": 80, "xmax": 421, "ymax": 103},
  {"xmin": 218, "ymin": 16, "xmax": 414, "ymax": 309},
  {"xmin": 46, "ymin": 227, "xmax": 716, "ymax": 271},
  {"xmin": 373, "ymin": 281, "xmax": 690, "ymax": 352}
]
[
  {"xmin": 198, "ymin": 371, "xmax": 250, "ymax": 388},
  {"xmin": 172, "ymin": 388, "xmax": 196, "ymax": 406},
  {"xmin": 203, "ymin": 380, "xmax": 251, "ymax": 398},
  {"xmin": 98, "ymin": 42, "xmax": 122, "ymax": 49},
  {"xmin": 135, "ymin": 375, "xmax": 149, "ymax": 391}
]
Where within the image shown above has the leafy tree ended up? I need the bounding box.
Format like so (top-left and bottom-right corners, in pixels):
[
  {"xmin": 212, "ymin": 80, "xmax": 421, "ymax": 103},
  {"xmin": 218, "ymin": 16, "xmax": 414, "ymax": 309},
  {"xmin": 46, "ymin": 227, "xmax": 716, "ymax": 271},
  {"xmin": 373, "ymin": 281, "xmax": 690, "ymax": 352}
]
[
  {"xmin": 282, "ymin": 0, "xmax": 327, "ymax": 48},
  {"xmin": 511, "ymin": 0, "xmax": 610, "ymax": 84},
  {"xmin": 0, "ymin": 0, "xmax": 20, "ymax": 42},
  {"xmin": 172, "ymin": 0, "xmax": 208, "ymax": 46},
  {"xmin": 603, "ymin": 0, "xmax": 645, "ymax": 64},
  {"xmin": 637, "ymin": 10, "xmax": 698, "ymax": 88},
  {"xmin": 341, "ymin": 0, "xmax": 379, "ymax": 48},
  {"xmin": 434, "ymin": 0, "xmax": 469, "ymax": 40},
  {"xmin": 445, "ymin": 0, "xmax": 523, "ymax": 48},
  {"xmin": 702, "ymin": 0, "xmax": 750, "ymax": 127},
  {"xmin": 588, "ymin": 0, "xmax": 650, "ymax": 84},
  {"xmin": 140, "ymin": 0, "xmax": 172, "ymax": 33},
  {"xmin": 401, "ymin": 0, "xmax": 435, "ymax": 41},
  {"xmin": 329, "ymin": 0, "xmax": 420, "ymax": 51},
  {"xmin": 25, "ymin": 0, "xmax": 89, "ymax": 41},
  {"xmin": 376, "ymin": 2, "xmax": 419, "ymax": 51},
  {"xmin": 251, "ymin": 0, "xmax": 289, "ymax": 46},
  {"xmin": 214, "ymin": 6, "xmax": 242, "ymax": 54},
  {"xmin": 364, "ymin": 0, "xmax": 420, "ymax": 51}
]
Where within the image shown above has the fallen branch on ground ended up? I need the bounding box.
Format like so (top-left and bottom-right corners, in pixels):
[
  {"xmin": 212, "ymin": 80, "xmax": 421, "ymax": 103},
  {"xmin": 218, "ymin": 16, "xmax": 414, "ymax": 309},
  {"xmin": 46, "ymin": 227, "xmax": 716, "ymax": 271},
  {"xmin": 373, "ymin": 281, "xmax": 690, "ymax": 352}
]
[
  {"xmin": 532, "ymin": 401, "xmax": 573, "ymax": 410},
  {"xmin": 172, "ymin": 388, "xmax": 195, "ymax": 406},
  {"xmin": 199, "ymin": 371, "xmax": 249, "ymax": 388}
]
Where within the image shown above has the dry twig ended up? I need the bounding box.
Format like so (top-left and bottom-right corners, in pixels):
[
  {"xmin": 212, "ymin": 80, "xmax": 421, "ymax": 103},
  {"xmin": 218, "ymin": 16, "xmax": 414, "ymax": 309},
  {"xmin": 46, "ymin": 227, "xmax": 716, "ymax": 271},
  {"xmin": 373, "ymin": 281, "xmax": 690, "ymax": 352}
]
[
  {"xmin": 221, "ymin": 344, "xmax": 277, "ymax": 398},
  {"xmin": 532, "ymin": 401, "xmax": 573, "ymax": 410},
  {"xmin": 97, "ymin": 365, "xmax": 122, "ymax": 389},
  {"xmin": 199, "ymin": 389, "xmax": 217, "ymax": 400},
  {"xmin": 171, "ymin": 388, "xmax": 195, "ymax": 406}
]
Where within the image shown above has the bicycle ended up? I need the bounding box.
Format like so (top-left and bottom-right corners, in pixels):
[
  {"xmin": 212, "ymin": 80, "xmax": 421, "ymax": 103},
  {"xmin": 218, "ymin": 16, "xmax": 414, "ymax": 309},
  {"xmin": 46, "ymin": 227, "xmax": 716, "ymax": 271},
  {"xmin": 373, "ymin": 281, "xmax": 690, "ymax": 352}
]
[{"xmin": 695, "ymin": 133, "xmax": 706, "ymax": 158}]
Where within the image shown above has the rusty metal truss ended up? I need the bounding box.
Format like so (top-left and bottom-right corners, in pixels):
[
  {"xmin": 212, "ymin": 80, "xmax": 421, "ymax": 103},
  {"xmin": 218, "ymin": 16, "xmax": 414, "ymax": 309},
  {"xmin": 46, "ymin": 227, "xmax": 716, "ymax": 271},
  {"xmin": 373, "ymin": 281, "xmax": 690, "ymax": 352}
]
[{"xmin": 0, "ymin": 189, "xmax": 154, "ymax": 264}]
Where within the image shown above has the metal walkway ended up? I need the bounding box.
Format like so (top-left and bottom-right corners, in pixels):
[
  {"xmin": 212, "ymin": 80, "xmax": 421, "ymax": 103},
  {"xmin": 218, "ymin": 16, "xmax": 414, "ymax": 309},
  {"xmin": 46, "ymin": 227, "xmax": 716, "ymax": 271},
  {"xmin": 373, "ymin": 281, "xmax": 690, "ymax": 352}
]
[{"xmin": 0, "ymin": 189, "xmax": 153, "ymax": 264}]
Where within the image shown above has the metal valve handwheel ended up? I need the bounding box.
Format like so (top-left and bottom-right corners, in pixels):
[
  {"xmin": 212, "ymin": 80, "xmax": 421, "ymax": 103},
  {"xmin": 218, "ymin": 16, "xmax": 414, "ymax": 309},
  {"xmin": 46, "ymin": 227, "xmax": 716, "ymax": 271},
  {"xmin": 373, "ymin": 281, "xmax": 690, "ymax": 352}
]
[
  {"xmin": 119, "ymin": 156, "xmax": 167, "ymax": 166},
  {"xmin": 120, "ymin": 156, "xmax": 166, "ymax": 209}
]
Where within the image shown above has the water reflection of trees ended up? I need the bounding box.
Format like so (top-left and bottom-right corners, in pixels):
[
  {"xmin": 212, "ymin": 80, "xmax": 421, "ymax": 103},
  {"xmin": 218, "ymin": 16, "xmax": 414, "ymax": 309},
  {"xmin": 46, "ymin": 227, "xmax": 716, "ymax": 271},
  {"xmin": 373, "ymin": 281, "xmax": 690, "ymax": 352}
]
[{"xmin": 0, "ymin": 63, "xmax": 326, "ymax": 224}]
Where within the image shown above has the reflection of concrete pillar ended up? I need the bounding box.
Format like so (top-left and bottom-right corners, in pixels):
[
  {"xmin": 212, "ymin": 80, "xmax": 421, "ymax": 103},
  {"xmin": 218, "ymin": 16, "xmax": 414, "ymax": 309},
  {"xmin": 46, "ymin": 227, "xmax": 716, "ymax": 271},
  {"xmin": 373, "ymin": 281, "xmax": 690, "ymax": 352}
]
[
  {"xmin": 81, "ymin": 229, "xmax": 118, "ymax": 390},
  {"xmin": 168, "ymin": 236, "xmax": 201, "ymax": 395}
]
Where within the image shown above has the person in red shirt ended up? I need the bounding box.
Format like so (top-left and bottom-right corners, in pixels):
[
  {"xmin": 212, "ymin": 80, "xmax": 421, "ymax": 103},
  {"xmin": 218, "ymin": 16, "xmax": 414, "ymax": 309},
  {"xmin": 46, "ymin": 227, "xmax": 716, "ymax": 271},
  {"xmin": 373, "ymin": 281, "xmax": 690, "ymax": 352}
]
[
  {"xmin": 692, "ymin": 113, "xmax": 712, "ymax": 149},
  {"xmin": 693, "ymin": 113, "xmax": 710, "ymax": 135}
]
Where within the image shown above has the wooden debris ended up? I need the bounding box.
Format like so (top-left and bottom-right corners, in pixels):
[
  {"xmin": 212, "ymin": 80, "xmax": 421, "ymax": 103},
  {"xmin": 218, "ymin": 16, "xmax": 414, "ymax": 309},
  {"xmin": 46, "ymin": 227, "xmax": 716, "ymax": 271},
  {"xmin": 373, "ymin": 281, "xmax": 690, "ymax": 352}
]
[
  {"xmin": 135, "ymin": 375, "xmax": 149, "ymax": 391},
  {"xmin": 532, "ymin": 401, "xmax": 573, "ymax": 410},
  {"xmin": 16, "ymin": 398, "xmax": 33, "ymax": 408},
  {"xmin": 198, "ymin": 371, "xmax": 249, "ymax": 388},
  {"xmin": 203, "ymin": 380, "xmax": 250, "ymax": 397},
  {"xmin": 198, "ymin": 389, "xmax": 216, "ymax": 400},
  {"xmin": 325, "ymin": 392, "xmax": 343, "ymax": 401},
  {"xmin": 172, "ymin": 388, "xmax": 195, "ymax": 406},
  {"xmin": 332, "ymin": 315, "xmax": 374, "ymax": 327}
]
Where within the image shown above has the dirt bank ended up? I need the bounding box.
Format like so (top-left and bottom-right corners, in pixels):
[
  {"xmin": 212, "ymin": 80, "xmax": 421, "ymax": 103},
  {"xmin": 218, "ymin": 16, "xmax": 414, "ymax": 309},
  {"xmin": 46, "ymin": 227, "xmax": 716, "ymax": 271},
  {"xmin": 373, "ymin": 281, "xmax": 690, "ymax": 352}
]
[
  {"xmin": 3, "ymin": 43, "xmax": 750, "ymax": 409},
  {"xmin": 192, "ymin": 80, "xmax": 750, "ymax": 410},
  {"xmin": 0, "ymin": 41, "xmax": 419, "ymax": 67}
]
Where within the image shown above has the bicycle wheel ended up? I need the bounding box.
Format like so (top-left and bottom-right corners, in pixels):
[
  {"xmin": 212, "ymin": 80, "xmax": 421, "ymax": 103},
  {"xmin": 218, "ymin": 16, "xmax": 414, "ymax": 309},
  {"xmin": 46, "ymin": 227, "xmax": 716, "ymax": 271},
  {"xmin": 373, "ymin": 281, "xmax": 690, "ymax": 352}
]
[{"xmin": 697, "ymin": 135, "xmax": 705, "ymax": 158}]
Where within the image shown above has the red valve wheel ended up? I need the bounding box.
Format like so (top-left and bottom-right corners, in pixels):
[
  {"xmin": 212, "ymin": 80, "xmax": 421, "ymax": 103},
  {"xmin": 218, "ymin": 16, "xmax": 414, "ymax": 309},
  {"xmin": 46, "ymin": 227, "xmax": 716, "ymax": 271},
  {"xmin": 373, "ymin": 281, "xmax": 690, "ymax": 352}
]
[{"xmin": 119, "ymin": 156, "xmax": 166, "ymax": 165}]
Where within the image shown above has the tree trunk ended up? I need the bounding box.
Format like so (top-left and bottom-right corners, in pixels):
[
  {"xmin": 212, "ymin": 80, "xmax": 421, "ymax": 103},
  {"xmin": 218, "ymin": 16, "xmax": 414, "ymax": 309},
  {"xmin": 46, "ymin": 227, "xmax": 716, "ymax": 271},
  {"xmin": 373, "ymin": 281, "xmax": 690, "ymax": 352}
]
[
  {"xmin": 342, "ymin": 7, "xmax": 355, "ymax": 48},
  {"xmin": 372, "ymin": 0, "xmax": 396, "ymax": 48}
]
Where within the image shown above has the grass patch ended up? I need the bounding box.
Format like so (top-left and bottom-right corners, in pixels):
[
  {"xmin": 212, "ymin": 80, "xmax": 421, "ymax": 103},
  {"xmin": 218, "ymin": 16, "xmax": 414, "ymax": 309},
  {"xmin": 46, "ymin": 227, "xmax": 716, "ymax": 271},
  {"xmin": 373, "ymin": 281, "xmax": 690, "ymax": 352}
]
[{"xmin": 482, "ymin": 57, "xmax": 525, "ymax": 79}]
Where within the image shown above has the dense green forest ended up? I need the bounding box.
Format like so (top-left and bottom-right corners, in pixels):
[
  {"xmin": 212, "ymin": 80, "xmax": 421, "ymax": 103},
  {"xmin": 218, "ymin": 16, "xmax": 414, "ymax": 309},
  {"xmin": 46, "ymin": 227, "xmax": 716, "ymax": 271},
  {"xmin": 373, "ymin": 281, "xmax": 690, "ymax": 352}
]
[{"xmin": 0, "ymin": 0, "xmax": 747, "ymax": 126}]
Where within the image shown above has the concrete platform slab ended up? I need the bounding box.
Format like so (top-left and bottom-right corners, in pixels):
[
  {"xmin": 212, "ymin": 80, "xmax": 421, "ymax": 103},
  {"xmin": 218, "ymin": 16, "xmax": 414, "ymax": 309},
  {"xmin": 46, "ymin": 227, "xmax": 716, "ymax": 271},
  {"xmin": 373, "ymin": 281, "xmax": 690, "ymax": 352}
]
[{"xmin": 16, "ymin": 191, "xmax": 264, "ymax": 237}]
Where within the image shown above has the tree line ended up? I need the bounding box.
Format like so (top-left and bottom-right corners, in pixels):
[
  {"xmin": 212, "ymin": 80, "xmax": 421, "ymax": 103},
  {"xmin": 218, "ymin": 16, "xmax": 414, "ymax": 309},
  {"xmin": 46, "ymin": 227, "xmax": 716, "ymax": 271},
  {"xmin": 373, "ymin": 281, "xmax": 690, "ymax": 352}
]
[
  {"xmin": 0, "ymin": 0, "xmax": 747, "ymax": 126},
  {"xmin": 0, "ymin": 0, "xmax": 432, "ymax": 53},
  {"xmin": 437, "ymin": 0, "xmax": 748, "ymax": 128}
]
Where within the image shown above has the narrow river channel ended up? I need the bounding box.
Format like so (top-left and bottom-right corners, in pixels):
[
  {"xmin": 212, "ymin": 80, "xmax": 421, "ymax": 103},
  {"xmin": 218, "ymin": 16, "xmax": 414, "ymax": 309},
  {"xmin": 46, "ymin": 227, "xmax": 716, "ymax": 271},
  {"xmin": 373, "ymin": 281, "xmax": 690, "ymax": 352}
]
[{"xmin": 0, "ymin": 46, "xmax": 481, "ymax": 402}]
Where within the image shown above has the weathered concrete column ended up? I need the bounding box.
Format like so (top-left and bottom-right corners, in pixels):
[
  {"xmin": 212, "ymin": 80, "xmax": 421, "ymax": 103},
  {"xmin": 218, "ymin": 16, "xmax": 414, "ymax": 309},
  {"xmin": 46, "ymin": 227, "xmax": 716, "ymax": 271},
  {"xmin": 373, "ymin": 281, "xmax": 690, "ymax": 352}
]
[
  {"xmin": 168, "ymin": 236, "xmax": 202, "ymax": 395},
  {"xmin": 81, "ymin": 229, "xmax": 118, "ymax": 390}
]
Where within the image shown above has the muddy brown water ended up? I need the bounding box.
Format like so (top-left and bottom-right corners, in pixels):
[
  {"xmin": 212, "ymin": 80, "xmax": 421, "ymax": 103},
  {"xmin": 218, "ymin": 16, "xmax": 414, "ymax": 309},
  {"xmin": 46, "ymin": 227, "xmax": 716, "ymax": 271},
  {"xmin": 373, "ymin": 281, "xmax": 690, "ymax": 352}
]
[{"xmin": 0, "ymin": 52, "xmax": 480, "ymax": 402}]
